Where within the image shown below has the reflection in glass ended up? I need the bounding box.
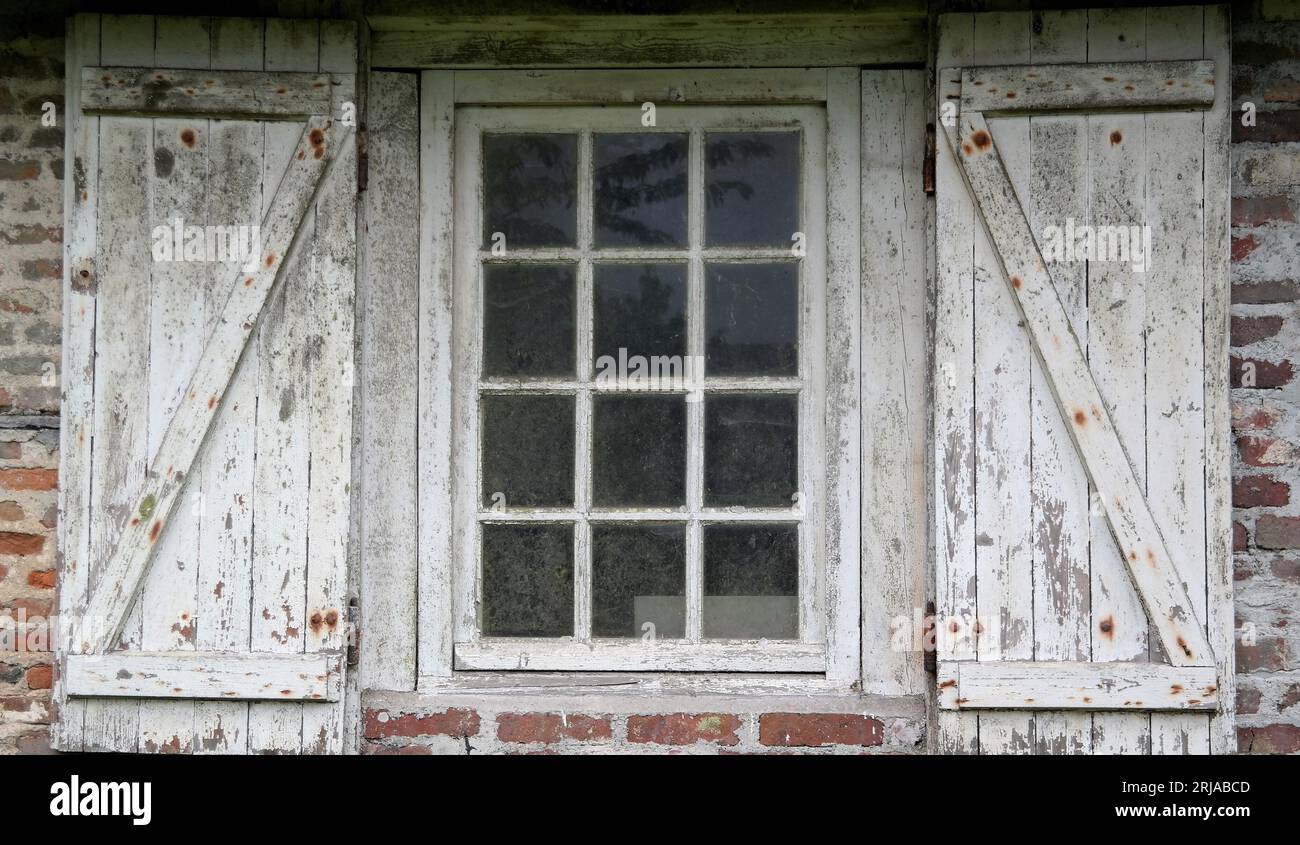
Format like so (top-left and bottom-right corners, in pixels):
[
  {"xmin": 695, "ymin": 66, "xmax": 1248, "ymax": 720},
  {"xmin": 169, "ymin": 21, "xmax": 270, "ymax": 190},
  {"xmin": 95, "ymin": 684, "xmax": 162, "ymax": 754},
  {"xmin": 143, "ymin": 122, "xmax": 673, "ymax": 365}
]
[
  {"xmin": 705, "ymin": 263, "xmax": 798, "ymax": 376},
  {"xmin": 704, "ymin": 394, "xmax": 798, "ymax": 507},
  {"xmin": 482, "ymin": 134, "xmax": 577, "ymax": 247},
  {"xmin": 592, "ymin": 395, "xmax": 686, "ymax": 508},
  {"xmin": 592, "ymin": 524, "xmax": 686, "ymax": 638},
  {"xmin": 593, "ymin": 263, "xmax": 687, "ymax": 367},
  {"xmin": 705, "ymin": 131, "xmax": 800, "ymax": 246},
  {"xmin": 703, "ymin": 523, "xmax": 798, "ymax": 639},
  {"xmin": 483, "ymin": 263, "xmax": 575, "ymax": 378},
  {"xmin": 594, "ymin": 133, "xmax": 689, "ymax": 247},
  {"xmin": 481, "ymin": 523, "xmax": 574, "ymax": 637},
  {"xmin": 481, "ymin": 394, "xmax": 574, "ymax": 508}
]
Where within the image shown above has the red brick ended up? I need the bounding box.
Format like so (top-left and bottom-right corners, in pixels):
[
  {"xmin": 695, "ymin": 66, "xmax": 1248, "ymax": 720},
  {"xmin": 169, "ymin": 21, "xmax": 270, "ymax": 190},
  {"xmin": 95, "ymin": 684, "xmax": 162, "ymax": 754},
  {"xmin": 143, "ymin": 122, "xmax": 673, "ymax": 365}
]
[
  {"xmin": 1239, "ymin": 724, "xmax": 1300, "ymax": 754},
  {"xmin": 1237, "ymin": 685, "xmax": 1262, "ymax": 716},
  {"xmin": 1232, "ymin": 233, "xmax": 1260, "ymax": 262},
  {"xmin": 363, "ymin": 707, "xmax": 479, "ymax": 739},
  {"xmin": 8, "ymin": 598, "xmax": 51, "ymax": 618},
  {"xmin": 1271, "ymin": 558, "xmax": 1300, "ymax": 582},
  {"xmin": 1233, "ymin": 401, "xmax": 1283, "ymax": 431},
  {"xmin": 0, "ymin": 563, "xmax": 9, "ymax": 582},
  {"xmin": 20, "ymin": 259, "xmax": 60, "ymax": 280},
  {"xmin": 626, "ymin": 713, "xmax": 742, "ymax": 746},
  {"xmin": 1236, "ymin": 636, "xmax": 1293, "ymax": 672},
  {"xmin": 759, "ymin": 713, "xmax": 884, "ymax": 748},
  {"xmin": 363, "ymin": 743, "xmax": 433, "ymax": 755},
  {"xmin": 0, "ymin": 468, "xmax": 57, "ymax": 491},
  {"xmin": 26, "ymin": 569, "xmax": 55, "ymax": 589},
  {"xmin": 1233, "ymin": 475, "xmax": 1291, "ymax": 508},
  {"xmin": 25, "ymin": 664, "xmax": 52, "ymax": 690},
  {"xmin": 1256, "ymin": 515, "xmax": 1300, "ymax": 549},
  {"xmin": 0, "ymin": 500, "xmax": 23, "ymax": 521},
  {"xmin": 1231, "ymin": 314, "xmax": 1285, "ymax": 347},
  {"xmin": 0, "ymin": 531, "xmax": 44, "ymax": 556},
  {"xmin": 1231, "ymin": 357, "xmax": 1294, "ymax": 389},
  {"xmin": 1232, "ymin": 195, "xmax": 1297, "ymax": 227},
  {"xmin": 1233, "ymin": 280, "xmax": 1300, "ymax": 304},
  {"xmin": 1235, "ymin": 109, "xmax": 1300, "ymax": 143},
  {"xmin": 1238, "ymin": 434, "xmax": 1295, "ymax": 467},
  {"xmin": 496, "ymin": 712, "xmax": 612, "ymax": 744},
  {"xmin": 1235, "ymin": 521, "xmax": 1249, "ymax": 552},
  {"xmin": 1281, "ymin": 683, "xmax": 1300, "ymax": 712}
]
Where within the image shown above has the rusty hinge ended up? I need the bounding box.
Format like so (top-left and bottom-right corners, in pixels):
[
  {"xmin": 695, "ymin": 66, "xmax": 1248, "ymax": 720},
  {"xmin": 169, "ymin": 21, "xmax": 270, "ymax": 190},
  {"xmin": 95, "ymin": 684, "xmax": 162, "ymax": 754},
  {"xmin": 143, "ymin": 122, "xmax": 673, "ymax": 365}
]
[
  {"xmin": 923, "ymin": 600, "xmax": 937, "ymax": 674},
  {"xmin": 356, "ymin": 126, "xmax": 368, "ymax": 193},
  {"xmin": 923, "ymin": 123, "xmax": 936, "ymax": 196},
  {"xmin": 346, "ymin": 596, "xmax": 360, "ymax": 667}
]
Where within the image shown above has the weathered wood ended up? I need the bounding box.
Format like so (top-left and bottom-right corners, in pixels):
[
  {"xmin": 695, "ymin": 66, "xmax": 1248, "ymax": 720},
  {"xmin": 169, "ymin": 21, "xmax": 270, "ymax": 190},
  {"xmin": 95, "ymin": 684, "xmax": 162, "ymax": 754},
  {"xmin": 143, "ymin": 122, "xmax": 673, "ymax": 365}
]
[
  {"xmin": 81, "ymin": 66, "xmax": 335, "ymax": 118},
  {"xmin": 365, "ymin": 4, "xmax": 929, "ymax": 31},
  {"xmin": 454, "ymin": 640, "xmax": 827, "ymax": 673},
  {"xmin": 370, "ymin": 21, "xmax": 925, "ymax": 69},
  {"xmin": 417, "ymin": 70, "xmax": 456, "ymax": 679},
  {"xmin": 937, "ymin": 661, "xmax": 1219, "ymax": 711},
  {"xmin": 78, "ymin": 116, "xmax": 343, "ymax": 656},
  {"xmin": 860, "ymin": 69, "xmax": 927, "ymax": 697},
  {"xmin": 943, "ymin": 108, "xmax": 1215, "ymax": 669},
  {"xmin": 67, "ymin": 652, "xmax": 343, "ymax": 701},
  {"xmin": 960, "ymin": 60, "xmax": 1215, "ymax": 114},
  {"xmin": 453, "ymin": 68, "xmax": 828, "ymax": 105}
]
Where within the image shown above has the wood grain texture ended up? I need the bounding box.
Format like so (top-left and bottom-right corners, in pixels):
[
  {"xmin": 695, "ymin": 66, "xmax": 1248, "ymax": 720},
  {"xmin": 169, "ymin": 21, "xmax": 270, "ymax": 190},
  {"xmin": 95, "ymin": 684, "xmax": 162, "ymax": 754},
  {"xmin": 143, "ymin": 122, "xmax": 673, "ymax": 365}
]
[
  {"xmin": 937, "ymin": 661, "xmax": 1219, "ymax": 711},
  {"xmin": 67, "ymin": 652, "xmax": 343, "ymax": 701},
  {"xmin": 81, "ymin": 66, "xmax": 334, "ymax": 118},
  {"xmin": 960, "ymin": 60, "xmax": 1215, "ymax": 114}
]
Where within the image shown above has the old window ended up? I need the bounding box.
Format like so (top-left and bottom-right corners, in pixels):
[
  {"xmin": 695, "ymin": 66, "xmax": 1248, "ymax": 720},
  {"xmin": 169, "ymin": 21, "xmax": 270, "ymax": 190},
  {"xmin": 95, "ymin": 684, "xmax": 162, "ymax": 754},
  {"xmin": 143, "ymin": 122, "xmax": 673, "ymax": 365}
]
[{"xmin": 429, "ymin": 74, "xmax": 861, "ymax": 680}]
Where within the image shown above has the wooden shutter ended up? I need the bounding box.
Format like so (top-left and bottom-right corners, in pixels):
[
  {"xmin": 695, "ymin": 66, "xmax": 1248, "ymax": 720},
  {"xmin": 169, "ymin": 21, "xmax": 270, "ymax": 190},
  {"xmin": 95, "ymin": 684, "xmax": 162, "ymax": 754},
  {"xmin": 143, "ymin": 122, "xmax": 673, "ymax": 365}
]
[
  {"xmin": 53, "ymin": 14, "xmax": 357, "ymax": 754},
  {"xmin": 934, "ymin": 7, "xmax": 1233, "ymax": 754}
]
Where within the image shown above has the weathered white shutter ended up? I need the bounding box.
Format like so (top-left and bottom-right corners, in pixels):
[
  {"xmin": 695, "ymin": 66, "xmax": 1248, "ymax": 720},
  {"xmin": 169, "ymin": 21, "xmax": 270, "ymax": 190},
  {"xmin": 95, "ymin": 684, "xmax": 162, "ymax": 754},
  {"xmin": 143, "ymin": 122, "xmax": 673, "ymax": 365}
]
[
  {"xmin": 934, "ymin": 7, "xmax": 1233, "ymax": 754},
  {"xmin": 53, "ymin": 14, "xmax": 357, "ymax": 754}
]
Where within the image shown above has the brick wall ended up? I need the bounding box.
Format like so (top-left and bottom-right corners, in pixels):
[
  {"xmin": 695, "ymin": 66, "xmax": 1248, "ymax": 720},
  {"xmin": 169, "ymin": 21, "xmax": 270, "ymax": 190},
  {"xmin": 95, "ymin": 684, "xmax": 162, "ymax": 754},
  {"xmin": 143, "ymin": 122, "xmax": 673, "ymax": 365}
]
[
  {"xmin": 0, "ymin": 11, "xmax": 63, "ymax": 756},
  {"xmin": 2, "ymin": 6, "xmax": 1299, "ymax": 755},
  {"xmin": 1230, "ymin": 13, "xmax": 1300, "ymax": 755}
]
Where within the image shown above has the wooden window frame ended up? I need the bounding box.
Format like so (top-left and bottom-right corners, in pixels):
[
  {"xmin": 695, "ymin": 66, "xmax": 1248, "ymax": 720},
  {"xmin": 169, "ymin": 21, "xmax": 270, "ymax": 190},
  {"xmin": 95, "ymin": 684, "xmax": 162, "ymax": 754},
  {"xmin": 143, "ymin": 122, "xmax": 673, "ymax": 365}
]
[{"xmin": 416, "ymin": 69, "xmax": 862, "ymax": 688}]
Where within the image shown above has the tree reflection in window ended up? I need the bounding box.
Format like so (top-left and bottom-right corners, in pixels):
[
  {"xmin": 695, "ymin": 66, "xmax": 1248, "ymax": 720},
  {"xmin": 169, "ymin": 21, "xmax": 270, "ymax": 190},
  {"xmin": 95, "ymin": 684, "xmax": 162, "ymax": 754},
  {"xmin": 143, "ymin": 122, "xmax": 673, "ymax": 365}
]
[
  {"xmin": 482, "ymin": 133, "xmax": 577, "ymax": 247},
  {"xmin": 705, "ymin": 132, "xmax": 800, "ymax": 246},
  {"xmin": 594, "ymin": 133, "xmax": 688, "ymax": 247}
]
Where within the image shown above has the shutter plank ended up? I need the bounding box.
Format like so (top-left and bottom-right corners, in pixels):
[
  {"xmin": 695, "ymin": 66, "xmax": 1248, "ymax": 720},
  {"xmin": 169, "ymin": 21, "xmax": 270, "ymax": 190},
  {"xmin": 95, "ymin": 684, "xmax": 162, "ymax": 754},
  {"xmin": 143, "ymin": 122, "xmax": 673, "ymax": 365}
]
[
  {"xmin": 194, "ymin": 14, "xmax": 265, "ymax": 756},
  {"xmin": 80, "ymin": 66, "xmax": 333, "ymax": 118},
  {"xmin": 960, "ymin": 60, "xmax": 1215, "ymax": 114},
  {"xmin": 933, "ymin": 11, "xmax": 979, "ymax": 754},
  {"xmin": 1028, "ymin": 7, "xmax": 1092, "ymax": 755},
  {"xmin": 67, "ymin": 652, "xmax": 341, "ymax": 701},
  {"xmin": 1085, "ymin": 5, "xmax": 1155, "ymax": 756},
  {"xmin": 970, "ymin": 9, "xmax": 1035, "ymax": 756},
  {"xmin": 1146, "ymin": 3, "xmax": 1211, "ymax": 756},
  {"xmin": 248, "ymin": 16, "xmax": 319, "ymax": 755},
  {"xmin": 137, "ymin": 13, "xmax": 212, "ymax": 755},
  {"xmin": 82, "ymin": 11, "xmax": 155, "ymax": 754}
]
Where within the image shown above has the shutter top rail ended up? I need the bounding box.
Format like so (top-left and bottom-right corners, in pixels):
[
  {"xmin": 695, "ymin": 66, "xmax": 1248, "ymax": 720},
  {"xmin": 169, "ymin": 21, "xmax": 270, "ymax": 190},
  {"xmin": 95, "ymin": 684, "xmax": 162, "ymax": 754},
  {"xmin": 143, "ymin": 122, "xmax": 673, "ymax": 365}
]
[
  {"xmin": 957, "ymin": 60, "xmax": 1215, "ymax": 114},
  {"xmin": 81, "ymin": 66, "xmax": 336, "ymax": 119}
]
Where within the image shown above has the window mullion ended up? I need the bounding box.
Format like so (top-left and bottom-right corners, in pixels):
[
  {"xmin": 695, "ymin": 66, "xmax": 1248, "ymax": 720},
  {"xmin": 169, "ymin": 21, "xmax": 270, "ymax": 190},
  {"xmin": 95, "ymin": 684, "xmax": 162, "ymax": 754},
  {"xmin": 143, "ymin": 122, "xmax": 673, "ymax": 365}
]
[
  {"xmin": 574, "ymin": 129, "xmax": 594, "ymax": 642},
  {"xmin": 685, "ymin": 127, "xmax": 705, "ymax": 644}
]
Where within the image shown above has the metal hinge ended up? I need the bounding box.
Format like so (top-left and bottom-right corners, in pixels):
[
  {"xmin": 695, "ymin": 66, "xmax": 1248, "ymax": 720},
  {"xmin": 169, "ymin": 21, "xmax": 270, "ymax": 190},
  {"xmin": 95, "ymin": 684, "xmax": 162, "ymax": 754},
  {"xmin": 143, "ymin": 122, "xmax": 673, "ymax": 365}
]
[
  {"xmin": 346, "ymin": 596, "xmax": 360, "ymax": 667},
  {"xmin": 923, "ymin": 122, "xmax": 936, "ymax": 196},
  {"xmin": 923, "ymin": 600, "xmax": 937, "ymax": 675},
  {"xmin": 356, "ymin": 126, "xmax": 368, "ymax": 193}
]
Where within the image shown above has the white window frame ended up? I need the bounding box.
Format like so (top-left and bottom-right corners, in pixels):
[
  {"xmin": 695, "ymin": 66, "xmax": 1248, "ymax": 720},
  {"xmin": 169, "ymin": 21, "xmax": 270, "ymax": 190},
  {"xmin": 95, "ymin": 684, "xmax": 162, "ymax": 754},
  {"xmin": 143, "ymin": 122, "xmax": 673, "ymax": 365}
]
[{"xmin": 417, "ymin": 69, "xmax": 862, "ymax": 687}]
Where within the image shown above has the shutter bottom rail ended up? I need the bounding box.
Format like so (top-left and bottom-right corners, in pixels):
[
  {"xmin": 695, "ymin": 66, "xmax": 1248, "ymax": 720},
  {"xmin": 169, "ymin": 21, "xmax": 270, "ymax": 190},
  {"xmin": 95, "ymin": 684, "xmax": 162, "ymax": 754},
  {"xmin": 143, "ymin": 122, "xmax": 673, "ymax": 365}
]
[
  {"xmin": 937, "ymin": 661, "xmax": 1219, "ymax": 711},
  {"xmin": 66, "ymin": 651, "xmax": 344, "ymax": 702}
]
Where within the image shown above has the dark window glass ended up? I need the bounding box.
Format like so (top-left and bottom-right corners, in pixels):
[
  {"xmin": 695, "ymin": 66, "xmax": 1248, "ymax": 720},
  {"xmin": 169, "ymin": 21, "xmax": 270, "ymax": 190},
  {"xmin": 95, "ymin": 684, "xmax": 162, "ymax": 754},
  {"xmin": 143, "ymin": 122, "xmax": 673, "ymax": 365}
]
[
  {"xmin": 483, "ymin": 263, "xmax": 575, "ymax": 378},
  {"xmin": 482, "ymin": 133, "xmax": 577, "ymax": 247},
  {"xmin": 591, "ymin": 523, "xmax": 686, "ymax": 638},
  {"xmin": 481, "ymin": 394, "xmax": 574, "ymax": 508},
  {"xmin": 703, "ymin": 523, "xmax": 798, "ymax": 639},
  {"xmin": 592, "ymin": 395, "xmax": 686, "ymax": 508},
  {"xmin": 594, "ymin": 133, "xmax": 688, "ymax": 247},
  {"xmin": 481, "ymin": 523, "xmax": 574, "ymax": 637},
  {"xmin": 705, "ymin": 131, "xmax": 800, "ymax": 246},
  {"xmin": 704, "ymin": 394, "xmax": 797, "ymax": 507},
  {"xmin": 705, "ymin": 263, "xmax": 798, "ymax": 376},
  {"xmin": 593, "ymin": 263, "xmax": 687, "ymax": 374}
]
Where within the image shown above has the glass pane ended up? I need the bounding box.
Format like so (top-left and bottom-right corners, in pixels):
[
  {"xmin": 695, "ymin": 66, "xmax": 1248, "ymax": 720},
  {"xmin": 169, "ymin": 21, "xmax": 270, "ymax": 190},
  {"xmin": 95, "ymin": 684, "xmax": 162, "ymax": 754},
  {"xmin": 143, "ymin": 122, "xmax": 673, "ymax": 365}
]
[
  {"xmin": 481, "ymin": 394, "xmax": 574, "ymax": 508},
  {"xmin": 483, "ymin": 263, "xmax": 575, "ymax": 378},
  {"xmin": 593, "ymin": 263, "xmax": 687, "ymax": 382},
  {"xmin": 591, "ymin": 523, "xmax": 686, "ymax": 638},
  {"xmin": 481, "ymin": 522, "xmax": 574, "ymax": 637},
  {"xmin": 592, "ymin": 394, "xmax": 686, "ymax": 508},
  {"xmin": 705, "ymin": 263, "xmax": 798, "ymax": 376},
  {"xmin": 705, "ymin": 131, "xmax": 800, "ymax": 247},
  {"xmin": 593, "ymin": 133, "xmax": 688, "ymax": 247},
  {"xmin": 703, "ymin": 524, "xmax": 798, "ymax": 639},
  {"xmin": 482, "ymin": 133, "xmax": 577, "ymax": 248},
  {"xmin": 704, "ymin": 394, "xmax": 797, "ymax": 507}
]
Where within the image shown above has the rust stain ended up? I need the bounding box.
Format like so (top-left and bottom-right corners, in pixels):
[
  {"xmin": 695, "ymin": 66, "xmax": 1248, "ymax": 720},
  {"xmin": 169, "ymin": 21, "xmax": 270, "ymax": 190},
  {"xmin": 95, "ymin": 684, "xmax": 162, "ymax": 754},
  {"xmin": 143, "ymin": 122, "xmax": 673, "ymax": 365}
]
[
  {"xmin": 1146, "ymin": 549, "xmax": 1157, "ymax": 565},
  {"xmin": 1082, "ymin": 697, "xmax": 1092, "ymax": 704},
  {"xmin": 281, "ymin": 689, "xmax": 293, "ymax": 696},
  {"xmin": 180, "ymin": 128, "xmax": 197, "ymax": 148},
  {"xmin": 297, "ymin": 150, "xmax": 305, "ymax": 160},
  {"xmin": 949, "ymin": 620, "xmax": 960, "ymax": 633},
  {"xmin": 1204, "ymin": 685, "xmax": 1218, "ymax": 695},
  {"xmin": 1005, "ymin": 91, "xmax": 1017, "ymax": 99},
  {"xmin": 1091, "ymin": 405, "xmax": 1102, "ymax": 422},
  {"xmin": 1073, "ymin": 409, "xmax": 1087, "ymax": 426},
  {"xmin": 1165, "ymin": 79, "xmax": 1175, "ymax": 86},
  {"xmin": 1188, "ymin": 699, "xmax": 1201, "ymax": 706},
  {"xmin": 149, "ymin": 520, "xmax": 162, "ymax": 543},
  {"xmin": 1170, "ymin": 684, "xmax": 1184, "ymax": 694},
  {"xmin": 276, "ymin": 86, "xmax": 287, "ymax": 94},
  {"xmin": 962, "ymin": 143, "xmax": 973, "ymax": 156},
  {"xmin": 1099, "ymin": 616, "xmax": 1114, "ymax": 638},
  {"xmin": 1110, "ymin": 130, "xmax": 1123, "ymax": 146},
  {"xmin": 971, "ymin": 130, "xmax": 991, "ymax": 150},
  {"xmin": 244, "ymin": 276, "xmax": 254, "ymax": 287},
  {"xmin": 208, "ymin": 394, "xmax": 217, "ymax": 409},
  {"xmin": 130, "ymin": 517, "xmax": 140, "ymax": 527},
  {"xmin": 265, "ymin": 252, "xmax": 276, "ymax": 268},
  {"xmin": 1010, "ymin": 275, "xmax": 1022, "ymax": 289},
  {"xmin": 325, "ymin": 609, "xmax": 339, "ymax": 630},
  {"xmin": 939, "ymin": 679, "xmax": 957, "ymax": 689},
  {"xmin": 310, "ymin": 611, "xmax": 323, "ymax": 635},
  {"xmin": 1102, "ymin": 76, "xmax": 1116, "ymax": 83},
  {"xmin": 1177, "ymin": 637, "xmax": 1193, "ymax": 658},
  {"xmin": 1124, "ymin": 84, "xmax": 1135, "ymax": 91},
  {"xmin": 1129, "ymin": 550, "xmax": 1137, "ymax": 562},
  {"xmin": 213, "ymin": 580, "xmax": 224, "ymax": 598},
  {"xmin": 309, "ymin": 127, "xmax": 326, "ymax": 160}
]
